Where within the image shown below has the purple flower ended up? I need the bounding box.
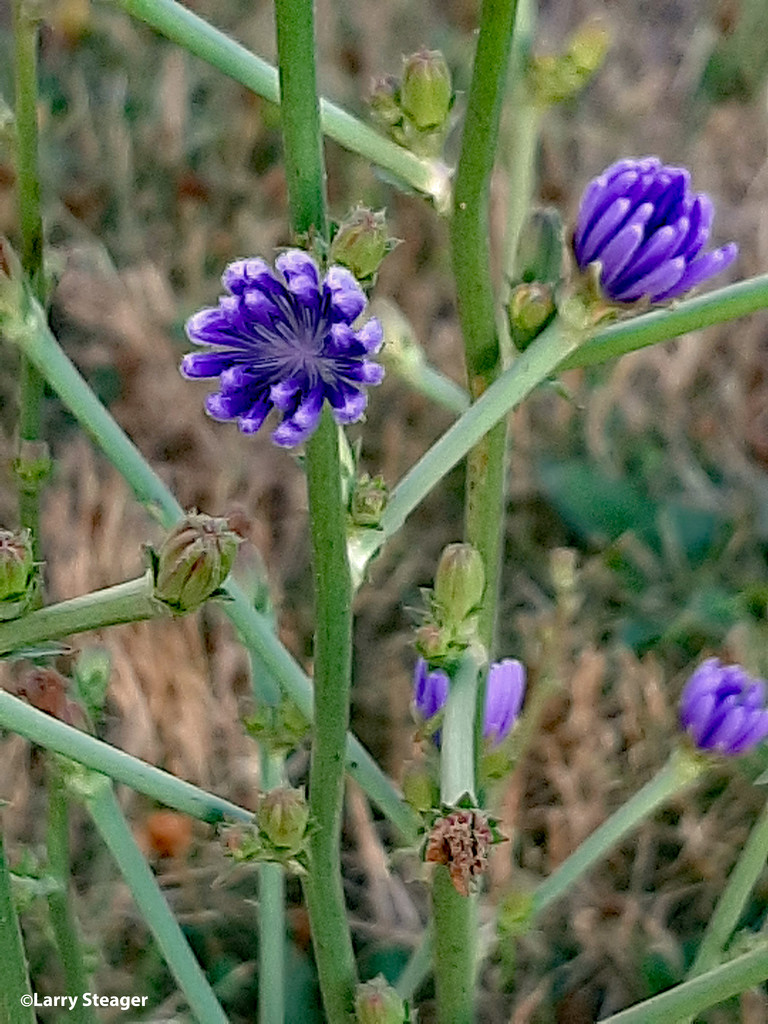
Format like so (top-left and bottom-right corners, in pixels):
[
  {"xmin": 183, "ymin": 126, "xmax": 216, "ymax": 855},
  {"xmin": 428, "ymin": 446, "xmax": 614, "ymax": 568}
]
[
  {"xmin": 573, "ymin": 157, "xmax": 738, "ymax": 303},
  {"xmin": 181, "ymin": 251, "xmax": 384, "ymax": 447},
  {"xmin": 412, "ymin": 657, "xmax": 526, "ymax": 746},
  {"xmin": 679, "ymin": 658, "xmax": 768, "ymax": 756},
  {"xmin": 483, "ymin": 659, "xmax": 526, "ymax": 747},
  {"xmin": 413, "ymin": 657, "xmax": 450, "ymax": 721}
]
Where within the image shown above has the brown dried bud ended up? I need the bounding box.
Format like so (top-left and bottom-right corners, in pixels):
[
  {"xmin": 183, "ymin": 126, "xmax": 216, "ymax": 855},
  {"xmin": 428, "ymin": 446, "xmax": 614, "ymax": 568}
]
[{"xmin": 425, "ymin": 809, "xmax": 493, "ymax": 896}]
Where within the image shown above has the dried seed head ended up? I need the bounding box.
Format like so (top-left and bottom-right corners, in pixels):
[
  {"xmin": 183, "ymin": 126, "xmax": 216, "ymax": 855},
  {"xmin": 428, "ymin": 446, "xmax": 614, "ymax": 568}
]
[{"xmin": 425, "ymin": 809, "xmax": 493, "ymax": 896}]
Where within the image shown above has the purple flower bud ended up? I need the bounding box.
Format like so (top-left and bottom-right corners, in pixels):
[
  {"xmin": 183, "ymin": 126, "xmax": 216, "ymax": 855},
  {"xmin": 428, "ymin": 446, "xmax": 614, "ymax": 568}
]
[
  {"xmin": 483, "ymin": 659, "xmax": 526, "ymax": 747},
  {"xmin": 573, "ymin": 157, "xmax": 738, "ymax": 304},
  {"xmin": 412, "ymin": 657, "xmax": 526, "ymax": 746},
  {"xmin": 679, "ymin": 658, "xmax": 768, "ymax": 756},
  {"xmin": 182, "ymin": 251, "xmax": 384, "ymax": 447},
  {"xmin": 413, "ymin": 657, "xmax": 450, "ymax": 721}
]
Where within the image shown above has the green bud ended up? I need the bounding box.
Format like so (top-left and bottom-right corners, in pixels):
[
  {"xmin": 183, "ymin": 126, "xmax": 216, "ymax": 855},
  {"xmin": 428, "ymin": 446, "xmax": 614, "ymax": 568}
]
[
  {"xmin": 529, "ymin": 18, "xmax": 610, "ymax": 106},
  {"xmin": 354, "ymin": 975, "xmax": 406, "ymax": 1024},
  {"xmin": 507, "ymin": 282, "xmax": 556, "ymax": 351},
  {"xmin": 568, "ymin": 18, "xmax": 611, "ymax": 78},
  {"xmin": 369, "ymin": 75, "xmax": 403, "ymax": 130},
  {"xmin": 152, "ymin": 512, "xmax": 239, "ymax": 613},
  {"xmin": 331, "ymin": 208, "xmax": 390, "ymax": 283},
  {"xmin": 73, "ymin": 646, "xmax": 111, "ymax": 720},
  {"xmin": 434, "ymin": 543, "xmax": 485, "ymax": 627},
  {"xmin": 514, "ymin": 207, "xmax": 564, "ymax": 287},
  {"xmin": 0, "ymin": 528, "xmax": 35, "ymax": 620},
  {"xmin": 400, "ymin": 48, "xmax": 452, "ymax": 131},
  {"xmin": 350, "ymin": 472, "xmax": 389, "ymax": 528},
  {"xmin": 258, "ymin": 787, "xmax": 309, "ymax": 854}
]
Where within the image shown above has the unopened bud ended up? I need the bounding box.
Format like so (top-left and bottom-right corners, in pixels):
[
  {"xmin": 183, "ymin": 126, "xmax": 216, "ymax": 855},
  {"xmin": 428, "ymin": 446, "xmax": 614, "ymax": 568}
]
[
  {"xmin": 331, "ymin": 208, "xmax": 390, "ymax": 283},
  {"xmin": 400, "ymin": 48, "xmax": 452, "ymax": 131},
  {"xmin": 434, "ymin": 543, "xmax": 485, "ymax": 627},
  {"xmin": 350, "ymin": 472, "xmax": 389, "ymax": 528},
  {"xmin": 0, "ymin": 528, "xmax": 35, "ymax": 620},
  {"xmin": 568, "ymin": 18, "xmax": 610, "ymax": 77},
  {"xmin": 354, "ymin": 975, "xmax": 406, "ymax": 1024},
  {"xmin": 369, "ymin": 75, "xmax": 402, "ymax": 129},
  {"xmin": 258, "ymin": 787, "xmax": 309, "ymax": 854},
  {"xmin": 508, "ymin": 282, "xmax": 556, "ymax": 351},
  {"xmin": 152, "ymin": 512, "xmax": 239, "ymax": 613}
]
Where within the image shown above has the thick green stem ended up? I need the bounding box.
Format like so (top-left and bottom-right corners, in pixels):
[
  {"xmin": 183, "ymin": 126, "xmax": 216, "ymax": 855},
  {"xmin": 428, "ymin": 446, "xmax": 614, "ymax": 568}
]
[
  {"xmin": 273, "ymin": 0, "xmax": 356, "ymax": 1019},
  {"xmin": 302, "ymin": 411, "xmax": 357, "ymax": 1024},
  {"xmin": 0, "ymin": 690, "xmax": 253, "ymax": 823},
  {"xmin": 433, "ymin": 866, "xmax": 477, "ymax": 1024},
  {"xmin": 85, "ymin": 780, "xmax": 228, "ymax": 1024},
  {"xmin": 0, "ymin": 828, "xmax": 35, "ymax": 1023},
  {"xmin": 451, "ymin": 0, "xmax": 519, "ymax": 652},
  {"xmin": 531, "ymin": 747, "xmax": 706, "ymax": 917},
  {"xmin": 0, "ymin": 572, "xmax": 163, "ymax": 654},
  {"xmin": 105, "ymin": 0, "xmax": 448, "ymax": 206},
  {"xmin": 258, "ymin": 750, "xmax": 286, "ymax": 1024},
  {"xmin": 433, "ymin": 653, "xmax": 480, "ymax": 1024},
  {"xmin": 597, "ymin": 942, "xmax": 768, "ymax": 1024},
  {"xmin": 5, "ymin": 302, "xmax": 419, "ymax": 842},
  {"xmin": 689, "ymin": 797, "xmax": 768, "ymax": 979},
  {"xmin": 46, "ymin": 772, "xmax": 98, "ymax": 1024},
  {"xmin": 12, "ymin": 0, "xmax": 46, "ymax": 561}
]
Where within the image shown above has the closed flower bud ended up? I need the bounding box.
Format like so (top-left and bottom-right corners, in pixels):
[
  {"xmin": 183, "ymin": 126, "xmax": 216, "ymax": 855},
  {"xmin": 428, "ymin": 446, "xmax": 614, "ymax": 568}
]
[
  {"xmin": 153, "ymin": 512, "xmax": 239, "ymax": 613},
  {"xmin": 330, "ymin": 208, "xmax": 390, "ymax": 283},
  {"xmin": 679, "ymin": 658, "xmax": 768, "ymax": 756},
  {"xmin": 508, "ymin": 282, "xmax": 556, "ymax": 351},
  {"xmin": 400, "ymin": 48, "xmax": 452, "ymax": 131},
  {"xmin": 483, "ymin": 659, "xmax": 526, "ymax": 747},
  {"xmin": 354, "ymin": 975, "xmax": 406, "ymax": 1024},
  {"xmin": 434, "ymin": 543, "xmax": 485, "ymax": 628},
  {"xmin": 369, "ymin": 75, "xmax": 403, "ymax": 129},
  {"xmin": 258, "ymin": 787, "xmax": 309, "ymax": 853},
  {"xmin": 0, "ymin": 528, "xmax": 35, "ymax": 620},
  {"xmin": 350, "ymin": 473, "xmax": 389, "ymax": 528},
  {"xmin": 413, "ymin": 657, "xmax": 450, "ymax": 721}
]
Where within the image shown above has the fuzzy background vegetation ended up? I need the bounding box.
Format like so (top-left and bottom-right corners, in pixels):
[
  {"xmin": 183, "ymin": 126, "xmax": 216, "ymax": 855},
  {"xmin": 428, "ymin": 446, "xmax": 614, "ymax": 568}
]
[{"xmin": 1, "ymin": 0, "xmax": 768, "ymax": 1021}]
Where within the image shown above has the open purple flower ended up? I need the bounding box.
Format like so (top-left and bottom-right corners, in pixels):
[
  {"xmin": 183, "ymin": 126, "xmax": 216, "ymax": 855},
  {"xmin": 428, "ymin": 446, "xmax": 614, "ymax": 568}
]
[
  {"xmin": 679, "ymin": 658, "xmax": 768, "ymax": 756},
  {"xmin": 412, "ymin": 657, "xmax": 526, "ymax": 746},
  {"xmin": 181, "ymin": 251, "xmax": 384, "ymax": 447},
  {"xmin": 573, "ymin": 157, "xmax": 737, "ymax": 304}
]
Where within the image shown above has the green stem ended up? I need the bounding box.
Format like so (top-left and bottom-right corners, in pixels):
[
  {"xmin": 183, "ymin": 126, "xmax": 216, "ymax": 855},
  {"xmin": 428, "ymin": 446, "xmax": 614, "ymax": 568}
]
[
  {"xmin": 5, "ymin": 301, "xmax": 420, "ymax": 841},
  {"xmin": 0, "ymin": 572, "xmax": 164, "ymax": 654},
  {"xmin": 597, "ymin": 941, "xmax": 768, "ymax": 1024},
  {"xmin": 0, "ymin": 690, "xmax": 253, "ymax": 823},
  {"xmin": 531, "ymin": 747, "xmax": 706, "ymax": 917},
  {"xmin": 395, "ymin": 925, "xmax": 433, "ymax": 1001},
  {"xmin": 451, "ymin": 0, "xmax": 519, "ymax": 652},
  {"xmin": 12, "ymin": 0, "xmax": 46, "ymax": 562},
  {"xmin": 105, "ymin": 0, "xmax": 449, "ymax": 206},
  {"xmin": 302, "ymin": 410, "xmax": 357, "ymax": 1024},
  {"xmin": 84, "ymin": 780, "xmax": 229, "ymax": 1024},
  {"xmin": 0, "ymin": 827, "xmax": 35, "ymax": 1024},
  {"xmin": 258, "ymin": 749, "xmax": 285, "ymax": 1024},
  {"xmin": 433, "ymin": 653, "xmax": 480, "ymax": 1024},
  {"xmin": 273, "ymin": 0, "xmax": 356, "ymax": 1017},
  {"xmin": 689, "ymin": 797, "xmax": 768, "ymax": 979},
  {"xmin": 46, "ymin": 772, "xmax": 98, "ymax": 1024},
  {"xmin": 433, "ymin": 866, "xmax": 477, "ymax": 1024},
  {"xmin": 500, "ymin": 0, "xmax": 539, "ymax": 302}
]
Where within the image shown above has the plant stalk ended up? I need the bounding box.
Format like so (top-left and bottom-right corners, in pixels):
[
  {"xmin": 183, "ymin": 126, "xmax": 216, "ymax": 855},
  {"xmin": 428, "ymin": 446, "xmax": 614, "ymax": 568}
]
[
  {"xmin": 258, "ymin": 749, "xmax": 285, "ymax": 1024},
  {"xmin": 273, "ymin": 0, "xmax": 357, "ymax": 1019},
  {"xmin": 0, "ymin": 827, "xmax": 35, "ymax": 1023},
  {"xmin": 85, "ymin": 780, "xmax": 229, "ymax": 1024}
]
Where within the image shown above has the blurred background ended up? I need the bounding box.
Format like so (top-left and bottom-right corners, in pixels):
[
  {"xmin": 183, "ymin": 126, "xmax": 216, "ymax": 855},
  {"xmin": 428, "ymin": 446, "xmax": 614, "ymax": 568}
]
[{"xmin": 1, "ymin": 0, "xmax": 768, "ymax": 1020}]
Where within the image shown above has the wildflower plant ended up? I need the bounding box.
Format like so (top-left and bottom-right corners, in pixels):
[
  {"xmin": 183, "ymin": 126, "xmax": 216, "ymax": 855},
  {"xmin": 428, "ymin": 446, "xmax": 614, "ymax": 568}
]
[{"xmin": 1, "ymin": 0, "xmax": 768, "ymax": 1023}]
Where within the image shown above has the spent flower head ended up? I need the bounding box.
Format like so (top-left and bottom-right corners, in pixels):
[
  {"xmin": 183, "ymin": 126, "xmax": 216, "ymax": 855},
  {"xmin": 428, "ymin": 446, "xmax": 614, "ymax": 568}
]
[
  {"xmin": 181, "ymin": 251, "xmax": 384, "ymax": 447},
  {"xmin": 679, "ymin": 658, "xmax": 768, "ymax": 756},
  {"xmin": 573, "ymin": 156, "xmax": 737, "ymax": 304}
]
